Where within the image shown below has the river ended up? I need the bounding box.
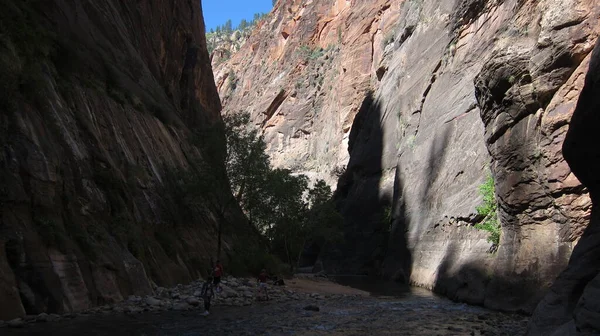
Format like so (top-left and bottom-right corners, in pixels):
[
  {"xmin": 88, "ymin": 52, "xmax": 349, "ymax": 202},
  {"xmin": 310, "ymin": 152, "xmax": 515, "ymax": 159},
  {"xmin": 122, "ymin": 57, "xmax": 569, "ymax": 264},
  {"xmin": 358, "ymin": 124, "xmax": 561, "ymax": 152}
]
[{"xmin": 2, "ymin": 277, "xmax": 528, "ymax": 335}]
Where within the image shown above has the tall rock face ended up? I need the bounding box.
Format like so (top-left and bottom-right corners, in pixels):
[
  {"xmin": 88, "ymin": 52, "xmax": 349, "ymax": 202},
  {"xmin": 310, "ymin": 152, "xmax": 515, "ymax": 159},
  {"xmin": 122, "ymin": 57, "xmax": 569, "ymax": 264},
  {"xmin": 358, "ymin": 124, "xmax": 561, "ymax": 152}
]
[
  {"xmin": 216, "ymin": 0, "xmax": 599, "ymax": 312},
  {"xmin": 0, "ymin": 0, "xmax": 258, "ymax": 320},
  {"xmin": 527, "ymin": 39, "xmax": 600, "ymax": 336}
]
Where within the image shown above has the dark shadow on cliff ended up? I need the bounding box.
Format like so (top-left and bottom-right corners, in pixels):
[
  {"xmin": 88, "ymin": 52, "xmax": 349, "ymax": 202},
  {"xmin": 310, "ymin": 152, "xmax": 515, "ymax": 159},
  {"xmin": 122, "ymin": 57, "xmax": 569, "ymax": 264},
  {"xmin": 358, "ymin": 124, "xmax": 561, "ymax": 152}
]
[
  {"xmin": 315, "ymin": 92, "xmax": 389, "ymax": 275},
  {"xmin": 314, "ymin": 91, "xmax": 412, "ymax": 282},
  {"xmin": 420, "ymin": 124, "xmax": 452, "ymax": 208},
  {"xmin": 433, "ymin": 239, "xmax": 537, "ymax": 313},
  {"xmin": 380, "ymin": 127, "xmax": 454, "ymax": 283}
]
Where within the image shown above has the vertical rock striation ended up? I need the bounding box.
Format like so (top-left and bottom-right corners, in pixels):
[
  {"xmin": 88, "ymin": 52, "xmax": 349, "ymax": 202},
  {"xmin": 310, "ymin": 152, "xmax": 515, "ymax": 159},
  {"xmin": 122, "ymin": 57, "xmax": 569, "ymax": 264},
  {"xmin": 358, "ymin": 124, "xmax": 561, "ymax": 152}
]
[
  {"xmin": 527, "ymin": 39, "xmax": 600, "ymax": 336},
  {"xmin": 0, "ymin": 0, "xmax": 258, "ymax": 319},
  {"xmin": 216, "ymin": 0, "xmax": 600, "ymax": 312},
  {"xmin": 474, "ymin": 0, "xmax": 599, "ymax": 312}
]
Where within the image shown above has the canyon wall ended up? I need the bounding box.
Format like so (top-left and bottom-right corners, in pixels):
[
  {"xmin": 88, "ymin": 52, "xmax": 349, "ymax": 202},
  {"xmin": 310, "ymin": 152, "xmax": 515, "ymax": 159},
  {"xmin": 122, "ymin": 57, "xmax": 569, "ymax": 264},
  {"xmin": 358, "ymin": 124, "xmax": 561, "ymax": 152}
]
[
  {"xmin": 0, "ymin": 0, "xmax": 259, "ymax": 320},
  {"xmin": 216, "ymin": 0, "xmax": 599, "ymax": 313},
  {"xmin": 527, "ymin": 37, "xmax": 600, "ymax": 336}
]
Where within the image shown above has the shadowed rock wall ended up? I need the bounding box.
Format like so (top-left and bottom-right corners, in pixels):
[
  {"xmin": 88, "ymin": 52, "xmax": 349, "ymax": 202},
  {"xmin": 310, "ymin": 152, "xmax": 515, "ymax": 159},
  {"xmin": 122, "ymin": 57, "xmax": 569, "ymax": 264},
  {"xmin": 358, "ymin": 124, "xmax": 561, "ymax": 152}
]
[
  {"xmin": 0, "ymin": 0, "xmax": 259, "ymax": 320},
  {"xmin": 527, "ymin": 39, "xmax": 600, "ymax": 336}
]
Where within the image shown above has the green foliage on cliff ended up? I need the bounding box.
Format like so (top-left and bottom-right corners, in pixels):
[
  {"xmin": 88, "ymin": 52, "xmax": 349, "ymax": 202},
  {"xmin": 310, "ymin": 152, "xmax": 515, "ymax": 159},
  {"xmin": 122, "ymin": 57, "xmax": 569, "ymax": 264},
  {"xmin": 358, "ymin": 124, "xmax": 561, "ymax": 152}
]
[
  {"xmin": 475, "ymin": 174, "xmax": 501, "ymax": 250},
  {"xmin": 206, "ymin": 13, "xmax": 268, "ymax": 55},
  {"xmin": 297, "ymin": 45, "xmax": 325, "ymax": 61}
]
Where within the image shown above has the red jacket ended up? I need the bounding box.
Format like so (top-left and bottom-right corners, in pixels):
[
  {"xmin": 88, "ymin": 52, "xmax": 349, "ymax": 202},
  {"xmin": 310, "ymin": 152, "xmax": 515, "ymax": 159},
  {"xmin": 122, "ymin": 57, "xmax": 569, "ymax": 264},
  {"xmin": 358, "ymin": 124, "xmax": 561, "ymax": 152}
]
[{"xmin": 214, "ymin": 264, "xmax": 223, "ymax": 277}]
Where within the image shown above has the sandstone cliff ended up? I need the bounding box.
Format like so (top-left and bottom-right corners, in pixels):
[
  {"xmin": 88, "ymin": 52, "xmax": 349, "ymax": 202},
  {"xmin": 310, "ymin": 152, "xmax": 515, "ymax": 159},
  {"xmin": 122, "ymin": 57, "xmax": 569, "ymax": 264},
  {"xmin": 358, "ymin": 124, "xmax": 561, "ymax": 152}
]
[
  {"xmin": 527, "ymin": 38, "xmax": 600, "ymax": 336},
  {"xmin": 208, "ymin": 27, "xmax": 254, "ymax": 68},
  {"xmin": 0, "ymin": 0, "xmax": 258, "ymax": 320},
  {"xmin": 215, "ymin": 0, "xmax": 599, "ymax": 313}
]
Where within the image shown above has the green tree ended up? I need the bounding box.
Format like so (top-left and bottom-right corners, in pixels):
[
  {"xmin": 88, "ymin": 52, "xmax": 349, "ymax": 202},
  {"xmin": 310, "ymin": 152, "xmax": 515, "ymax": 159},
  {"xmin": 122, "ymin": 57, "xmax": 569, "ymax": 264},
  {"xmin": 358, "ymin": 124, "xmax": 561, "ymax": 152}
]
[
  {"xmin": 177, "ymin": 112, "xmax": 345, "ymax": 272},
  {"xmin": 239, "ymin": 19, "xmax": 248, "ymax": 30},
  {"xmin": 221, "ymin": 114, "xmax": 345, "ymax": 271},
  {"xmin": 264, "ymin": 169, "xmax": 309, "ymax": 270},
  {"xmin": 164, "ymin": 158, "xmax": 236, "ymax": 259},
  {"xmin": 224, "ymin": 19, "xmax": 233, "ymax": 33},
  {"xmin": 308, "ymin": 180, "xmax": 331, "ymax": 206},
  {"xmin": 222, "ymin": 112, "xmax": 270, "ymax": 222},
  {"xmin": 302, "ymin": 180, "xmax": 344, "ymax": 262}
]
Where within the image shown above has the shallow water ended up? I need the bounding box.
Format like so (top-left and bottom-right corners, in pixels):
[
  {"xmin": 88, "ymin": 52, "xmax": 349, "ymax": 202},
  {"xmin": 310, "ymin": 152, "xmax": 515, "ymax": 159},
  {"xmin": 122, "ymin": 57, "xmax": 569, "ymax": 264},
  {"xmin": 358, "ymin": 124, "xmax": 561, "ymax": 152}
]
[{"xmin": 3, "ymin": 280, "xmax": 528, "ymax": 335}]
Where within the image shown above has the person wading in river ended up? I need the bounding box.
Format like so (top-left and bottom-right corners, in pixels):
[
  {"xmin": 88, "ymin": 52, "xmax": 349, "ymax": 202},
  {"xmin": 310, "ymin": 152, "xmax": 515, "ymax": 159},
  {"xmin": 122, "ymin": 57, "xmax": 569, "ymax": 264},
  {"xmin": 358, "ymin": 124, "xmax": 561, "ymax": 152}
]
[
  {"xmin": 201, "ymin": 276, "xmax": 215, "ymax": 316},
  {"xmin": 257, "ymin": 269, "xmax": 269, "ymax": 301}
]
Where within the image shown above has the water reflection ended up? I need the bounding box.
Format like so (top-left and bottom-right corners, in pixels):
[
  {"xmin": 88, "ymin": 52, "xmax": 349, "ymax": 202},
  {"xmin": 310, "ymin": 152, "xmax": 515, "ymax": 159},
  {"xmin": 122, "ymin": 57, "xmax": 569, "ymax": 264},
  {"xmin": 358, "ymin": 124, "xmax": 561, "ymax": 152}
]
[{"xmin": 333, "ymin": 276, "xmax": 437, "ymax": 299}]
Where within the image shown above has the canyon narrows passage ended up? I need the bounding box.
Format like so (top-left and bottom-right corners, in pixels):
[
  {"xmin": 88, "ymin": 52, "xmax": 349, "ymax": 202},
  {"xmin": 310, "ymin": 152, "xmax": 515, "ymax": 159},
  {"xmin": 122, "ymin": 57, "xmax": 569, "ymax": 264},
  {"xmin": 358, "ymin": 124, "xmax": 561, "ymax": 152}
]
[{"xmin": 0, "ymin": 0, "xmax": 600, "ymax": 334}]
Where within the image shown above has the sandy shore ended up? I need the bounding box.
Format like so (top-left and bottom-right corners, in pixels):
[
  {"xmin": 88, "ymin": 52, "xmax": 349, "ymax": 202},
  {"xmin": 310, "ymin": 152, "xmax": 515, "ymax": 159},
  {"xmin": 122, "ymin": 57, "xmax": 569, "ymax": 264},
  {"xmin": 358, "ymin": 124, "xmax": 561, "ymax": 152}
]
[{"xmin": 285, "ymin": 277, "xmax": 370, "ymax": 296}]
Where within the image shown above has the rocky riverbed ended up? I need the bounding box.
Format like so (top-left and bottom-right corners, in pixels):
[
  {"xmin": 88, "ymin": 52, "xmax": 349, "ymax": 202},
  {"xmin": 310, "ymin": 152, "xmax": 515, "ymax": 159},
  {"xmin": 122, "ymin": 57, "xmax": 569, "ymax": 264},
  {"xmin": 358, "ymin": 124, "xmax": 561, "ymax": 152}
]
[{"xmin": 0, "ymin": 277, "xmax": 528, "ymax": 335}]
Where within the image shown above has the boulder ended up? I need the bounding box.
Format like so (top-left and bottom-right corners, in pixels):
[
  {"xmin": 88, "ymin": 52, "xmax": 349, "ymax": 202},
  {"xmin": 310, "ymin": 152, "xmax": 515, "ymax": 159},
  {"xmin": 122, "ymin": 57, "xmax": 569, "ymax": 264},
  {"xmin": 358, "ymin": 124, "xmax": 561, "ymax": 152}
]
[
  {"xmin": 186, "ymin": 297, "xmax": 201, "ymax": 307},
  {"xmin": 173, "ymin": 302, "xmax": 191, "ymax": 311},
  {"xmin": 145, "ymin": 297, "xmax": 162, "ymax": 306},
  {"xmin": 221, "ymin": 286, "xmax": 239, "ymax": 298},
  {"xmin": 7, "ymin": 318, "xmax": 24, "ymax": 328},
  {"xmin": 304, "ymin": 305, "xmax": 320, "ymax": 312},
  {"xmin": 48, "ymin": 314, "xmax": 61, "ymax": 322},
  {"xmin": 36, "ymin": 313, "xmax": 49, "ymax": 322}
]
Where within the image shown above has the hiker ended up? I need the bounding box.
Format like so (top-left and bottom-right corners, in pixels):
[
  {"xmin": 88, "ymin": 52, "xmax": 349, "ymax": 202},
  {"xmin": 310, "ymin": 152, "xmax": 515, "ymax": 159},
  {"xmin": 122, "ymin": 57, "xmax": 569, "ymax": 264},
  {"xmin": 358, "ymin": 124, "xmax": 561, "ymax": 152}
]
[
  {"xmin": 213, "ymin": 260, "xmax": 223, "ymax": 292},
  {"xmin": 257, "ymin": 269, "xmax": 269, "ymax": 301},
  {"xmin": 201, "ymin": 276, "xmax": 215, "ymax": 316}
]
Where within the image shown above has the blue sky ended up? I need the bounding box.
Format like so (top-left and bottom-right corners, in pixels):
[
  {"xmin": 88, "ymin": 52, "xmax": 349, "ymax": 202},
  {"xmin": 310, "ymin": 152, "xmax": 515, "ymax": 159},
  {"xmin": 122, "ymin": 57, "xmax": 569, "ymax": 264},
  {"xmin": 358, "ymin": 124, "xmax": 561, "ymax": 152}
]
[{"xmin": 202, "ymin": 0, "xmax": 274, "ymax": 32}]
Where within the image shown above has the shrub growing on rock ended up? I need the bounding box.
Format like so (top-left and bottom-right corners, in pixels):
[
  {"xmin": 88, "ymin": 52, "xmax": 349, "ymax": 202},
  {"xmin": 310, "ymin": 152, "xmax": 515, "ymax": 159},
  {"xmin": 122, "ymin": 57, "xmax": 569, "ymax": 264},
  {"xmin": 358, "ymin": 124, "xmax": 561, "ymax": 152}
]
[{"xmin": 474, "ymin": 174, "xmax": 501, "ymax": 251}]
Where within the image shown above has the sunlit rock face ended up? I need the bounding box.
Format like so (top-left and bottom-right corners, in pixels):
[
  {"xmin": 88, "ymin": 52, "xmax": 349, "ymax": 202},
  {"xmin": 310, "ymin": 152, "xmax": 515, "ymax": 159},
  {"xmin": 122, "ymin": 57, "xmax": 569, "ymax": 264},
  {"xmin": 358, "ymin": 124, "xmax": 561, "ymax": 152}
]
[
  {"xmin": 0, "ymin": 0, "xmax": 259, "ymax": 320},
  {"xmin": 216, "ymin": 0, "xmax": 599, "ymax": 313}
]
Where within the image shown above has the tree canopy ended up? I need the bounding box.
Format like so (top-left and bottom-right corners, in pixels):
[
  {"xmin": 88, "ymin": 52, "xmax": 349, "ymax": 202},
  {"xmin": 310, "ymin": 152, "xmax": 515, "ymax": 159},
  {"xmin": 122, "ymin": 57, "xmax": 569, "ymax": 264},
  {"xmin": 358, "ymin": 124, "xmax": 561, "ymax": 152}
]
[
  {"xmin": 223, "ymin": 112, "xmax": 344, "ymax": 270},
  {"xmin": 167, "ymin": 111, "xmax": 344, "ymax": 272}
]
